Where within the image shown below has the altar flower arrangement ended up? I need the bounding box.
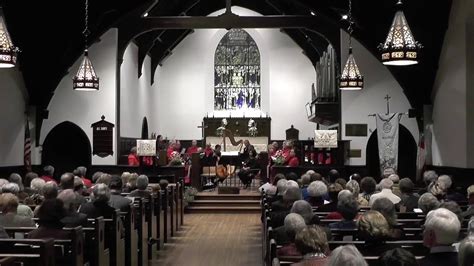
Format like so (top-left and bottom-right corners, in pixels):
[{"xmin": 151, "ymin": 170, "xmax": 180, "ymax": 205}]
[
  {"xmin": 168, "ymin": 151, "xmax": 184, "ymax": 166},
  {"xmin": 272, "ymin": 150, "xmax": 286, "ymax": 166}
]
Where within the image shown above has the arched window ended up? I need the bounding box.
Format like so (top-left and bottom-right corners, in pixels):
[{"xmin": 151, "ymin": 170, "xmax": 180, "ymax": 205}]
[{"xmin": 214, "ymin": 29, "xmax": 261, "ymax": 110}]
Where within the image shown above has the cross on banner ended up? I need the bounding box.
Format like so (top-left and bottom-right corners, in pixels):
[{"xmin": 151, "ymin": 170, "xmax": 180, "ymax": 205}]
[
  {"xmin": 385, "ymin": 94, "xmax": 391, "ymax": 114},
  {"xmin": 198, "ymin": 121, "xmax": 208, "ymax": 141}
]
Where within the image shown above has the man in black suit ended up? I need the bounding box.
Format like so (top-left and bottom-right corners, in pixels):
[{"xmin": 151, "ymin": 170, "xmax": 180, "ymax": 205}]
[
  {"xmin": 79, "ymin": 183, "xmax": 116, "ymax": 219},
  {"xmin": 108, "ymin": 176, "xmax": 131, "ymax": 212},
  {"xmin": 57, "ymin": 189, "xmax": 87, "ymax": 227},
  {"xmin": 421, "ymin": 208, "xmax": 460, "ymax": 266}
]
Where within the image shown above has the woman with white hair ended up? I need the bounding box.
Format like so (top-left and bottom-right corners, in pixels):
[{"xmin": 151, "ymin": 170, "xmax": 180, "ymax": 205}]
[
  {"xmin": 79, "ymin": 184, "xmax": 116, "ymax": 219},
  {"xmin": 293, "ymin": 226, "xmax": 329, "ymax": 266},
  {"xmin": 327, "ymin": 245, "xmax": 367, "ymax": 266},
  {"xmin": 277, "ymin": 213, "xmax": 306, "ymax": 257},
  {"xmin": 24, "ymin": 178, "xmax": 46, "ymax": 205},
  {"xmin": 306, "ymin": 181, "xmax": 327, "ymax": 207},
  {"xmin": 418, "ymin": 193, "xmax": 440, "ymax": 215}
]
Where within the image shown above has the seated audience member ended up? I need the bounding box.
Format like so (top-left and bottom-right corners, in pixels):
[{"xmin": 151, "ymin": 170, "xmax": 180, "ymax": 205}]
[
  {"xmin": 57, "ymin": 189, "xmax": 87, "ymax": 227},
  {"xmin": 40, "ymin": 165, "xmax": 56, "ymax": 183},
  {"xmin": 327, "ymin": 245, "xmax": 367, "ymax": 266},
  {"xmin": 277, "ymin": 213, "xmax": 306, "ymax": 257},
  {"xmin": 91, "ymin": 171, "xmax": 104, "ymax": 183},
  {"xmin": 388, "ymin": 174, "xmax": 401, "ymax": 197},
  {"xmin": 346, "ymin": 180, "xmax": 369, "ymax": 207},
  {"xmin": 421, "ymin": 208, "xmax": 461, "ymax": 266},
  {"xmin": 2, "ymin": 183, "xmax": 34, "ymax": 218},
  {"xmin": 317, "ymin": 183, "xmax": 343, "ymax": 212},
  {"xmin": 306, "ymin": 181, "xmax": 327, "ymax": 207},
  {"xmin": 439, "ymin": 201, "xmax": 463, "ymax": 224},
  {"xmin": 28, "ymin": 199, "xmax": 68, "ymax": 239},
  {"xmin": 126, "ymin": 173, "xmax": 138, "ymax": 192},
  {"xmin": 398, "ymin": 178, "xmax": 419, "ymax": 212},
  {"xmin": 0, "ymin": 179, "xmax": 8, "ymax": 188},
  {"xmin": 369, "ymin": 178, "xmax": 401, "ymax": 206},
  {"xmin": 286, "ymin": 172, "xmax": 299, "ymax": 183},
  {"xmin": 438, "ymin": 175, "xmax": 465, "ymax": 202},
  {"xmin": 307, "ymin": 171, "xmax": 323, "ymax": 183},
  {"xmin": 120, "ymin": 172, "xmax": 131, "ymax": 190},
  {"xmin": 9, "ymin": 173, "xmax": 28, "ymax": 201},
  {"xmin": 129, "ymin": 175, "xmax": 151, "ymax": 198},
  {"xmin": 325, "ymin": 190, "xmax": 352, "ymax": 219},
  {"xmin": 96, "ymin": 173, "xmax": 112, "ymax": 186},
  {"xmin": 293, "ymin": 226, "xmax": 329, "ymax": 266},
  {"xmin": 334, "ymin": 178, "xmax": 347, "ymax": 189},
  {"xmin": 349, "ymin": 173, "xmax": 362, "ymax": 183},
  {"xmin": 358, "ymin": 210, "xmax": 396, "ymax": 255},
  {"xmin": 128, "ymin": 147, "xmax": 140, "ymax": 166},
  {"xmin": 76, "ymin": 166, "xmax": 92, "ymax": 188},
  {"xmin": 79, "ymin": 184, "xmax": 116, "ymax": 219},
  {"xmin": 270, "ymin": 179, "xmax": 288, "ymax": 206},
  {"xmin": 300, "ymin": 174, "xmax": 311, "ymax": 200},
  {"xmin": 23, "ymin": 172, "xmax": 39, "ymax": 193},
  {"xmin": 24, "ymin": 177, "xmax": 45, "ymax": 205},
  {"xmin": 275, "ymin": 200, "xmax": 318, "ymax": 244},
  {"xmin": 418, "ymin": 193, "xmax": 440, "ymax": 215},
  {"xmin": 259, "ymin": 173, "xmax": 284, "ymax": 196},
  {"xmin": 59, "ymin": 172, "xmax": 75, "ymax": 191},
  {"xmin": 0, "ymin": 193, "xmax": 35, "ymax": 227},
  {"xmin": 419, "ymin": 170, "xmax": 438, "ymax": 195},
  {"xmin": 108, "ymin": 176, "xmax": 132, "ymax": 212},
  {"xmin": 272, "ymin": 186, "xmax": 302, "ymax": 212},
  {"xmin": 327, "ymin": 169, "xmax": 340, "ymax": 183},
  {"xmin": 379, "ymin": 248, "xmax": 417, "ymax": 266},
  {"xmin": 328, "ymin": 197, "xmax": 358, "ymax": 230},
  {"xmin": 462, "ymin": 185, "xmax": 474, "ymax": 218},
  {"xmin": 360, "ymin": 176, "xmax": 377, "ymax": 202},
  {"xmin": 34, "ymin": 181, "xmax": 60, "ymax": 217},
  {"xmin": 371, "ymin": 198, "xmax": 404, "ymax": 239},
  {"xmin": 287, "ymin": 149, "xmax": 299, "ymax": 167},
  {"xmin": 74, "ymin": 176, "xmax": 87, "ymax": 200},
  {"xmin": 458, "ymin": 235, "xmax": 474, "ymax": 266}
]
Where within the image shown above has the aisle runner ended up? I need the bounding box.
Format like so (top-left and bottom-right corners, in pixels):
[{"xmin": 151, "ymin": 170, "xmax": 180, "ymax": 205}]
[{"xmin": 376, "ymin": 113, "xmax": 402, "ymax": 174}]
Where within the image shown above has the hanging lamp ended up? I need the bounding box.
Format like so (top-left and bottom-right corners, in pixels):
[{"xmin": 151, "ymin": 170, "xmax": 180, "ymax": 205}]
[
  {"xmin": 73, "ymin": 0, "xmax": 99, "ymax": 91},
  {"xmin": 340, "ymin": 0, "xmax": 363, "ymax": 90},
  {"xmin": 379, "ymin": 0, "xmax": 422, "ymax": 66},
  {"xmin": 0, "ymin": 8, "xmax": 19, "ymax": 68}
]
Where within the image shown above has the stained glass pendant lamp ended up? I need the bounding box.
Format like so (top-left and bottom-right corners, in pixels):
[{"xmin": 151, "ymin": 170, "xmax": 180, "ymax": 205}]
[
  {"xmin": 379, "ymin": 0, "xmax": 422, "ymax": 66},
  {"xmin": 0, "ymin": 8, "xmax": 19, "ymax": 68},
  {"xmin": 340, "ymin": 0, "xmax": 363, "ymax": 91},
  {"xmin": 73, "ymin": 0, "xmax": 99, "ymax": 91}
]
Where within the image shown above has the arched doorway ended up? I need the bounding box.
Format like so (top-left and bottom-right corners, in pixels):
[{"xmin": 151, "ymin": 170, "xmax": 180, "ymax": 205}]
[
  {"xmin": 366, "ymin": 125, "xmax": 417, "ymax": 181},
  {"xmin": 42, "ymin": 121, "xmax": 91, "ymax": 178}
]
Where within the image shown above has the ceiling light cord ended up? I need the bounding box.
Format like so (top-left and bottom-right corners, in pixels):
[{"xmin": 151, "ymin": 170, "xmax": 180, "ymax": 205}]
[{"xmin": 83, "ymin": 0, "xmax": 90, "ymax": 49}]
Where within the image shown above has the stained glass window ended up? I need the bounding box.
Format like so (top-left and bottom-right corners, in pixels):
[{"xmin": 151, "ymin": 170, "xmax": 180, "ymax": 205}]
[{"xmin": 214, "ymin": 29, "xmax": 261, "ymax": 110}]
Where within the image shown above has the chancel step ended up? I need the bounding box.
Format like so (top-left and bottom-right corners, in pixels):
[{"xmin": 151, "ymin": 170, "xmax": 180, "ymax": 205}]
[
  {"xmin": 187, "ymin": 192, "xmax": 261, "ymax": 213},
  {"xmin": 185, "ymin": 206, "xmax": 261, "ymax": 213},
  {"xmin": 191, "ymin": 200, "xmax": 261, "ymax": 206},
  {"xmin": 194, "ymin": 195, "xmax": 261, "ymax": 201}
]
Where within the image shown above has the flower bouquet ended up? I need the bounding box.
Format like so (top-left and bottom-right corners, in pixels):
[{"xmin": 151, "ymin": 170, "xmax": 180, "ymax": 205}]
[
  {"xmin": 168, "ymin": 151, "xmax": 184, "ymax": 166},
  {"xmin": 272, "ymin": 150, "xmax": 286, "ymax": 166}
]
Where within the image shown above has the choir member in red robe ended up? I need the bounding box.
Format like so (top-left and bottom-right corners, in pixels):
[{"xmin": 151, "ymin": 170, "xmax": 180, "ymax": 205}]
[
  {"xmin": 186, "ymin": 140, "xmax": 199, "ymax": 156},
  {"xmin": 128, "ymin": 147, "xmax": 140, "ymax": 166},
  {"xmin": 287, "ymin": 149, "xmax": 299, "ymax": 167},
  {"xmin": 167, "ymin": 142, "xmax": 176, "ymax": 161},
  {"xmin": 41, "ymin": 165, "xmax": 57, "ymax": 184}
]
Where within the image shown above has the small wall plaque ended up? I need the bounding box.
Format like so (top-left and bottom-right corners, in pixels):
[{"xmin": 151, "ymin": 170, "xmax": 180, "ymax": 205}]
[
  {"xmin": 345, "ymin": 124, "xmax": 368, "ymax": 137},
  {"xmin": 91, "ymin": 115, "xmax": 114, "ymax": 157}
]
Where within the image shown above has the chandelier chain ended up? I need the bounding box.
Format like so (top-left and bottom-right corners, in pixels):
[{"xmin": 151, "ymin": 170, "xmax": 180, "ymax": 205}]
[
  {"xmin": 348, "ymin": 0, "xmax": 354, "ymax": 47},
  {"xmin": 83, "ymin": 0, "xmax": 90, "ymax": 47}
]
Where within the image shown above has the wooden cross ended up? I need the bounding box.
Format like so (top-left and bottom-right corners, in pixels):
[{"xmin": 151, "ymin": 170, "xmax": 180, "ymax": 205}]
[
  {"xmin": 198, "ymin": 121, "xmax": 208, "ymax": 141},
  {"xmin": 385, "ymin": 94, "xmax": 391, "ymax": 114}
]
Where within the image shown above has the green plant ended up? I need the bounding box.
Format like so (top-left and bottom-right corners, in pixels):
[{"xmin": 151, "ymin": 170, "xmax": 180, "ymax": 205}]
[{"xmin": 183, "ymin": 186, "xmax": 198, "ymax": 207}]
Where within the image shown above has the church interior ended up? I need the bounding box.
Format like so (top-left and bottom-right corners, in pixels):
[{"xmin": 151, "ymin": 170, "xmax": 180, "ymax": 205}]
[{"xmin": 0, "ymin": 0, "xmax": 473, "ymax": 265}]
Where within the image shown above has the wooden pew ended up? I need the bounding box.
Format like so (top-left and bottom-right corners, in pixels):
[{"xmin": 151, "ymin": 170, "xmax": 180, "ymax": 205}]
[
  {"xmin": 161, "ymin": 186, "xmax": 173, "ymax": 243},
  {"xmin": 103, "ymin": 210, "xmax": 125, "ymax": 266},
  {"xmin": 154, "ymin": 190, "xmax": 165, "ymax": 250},
  {"xmin": 143, "ymin": 193, "xmax": 158, "ymax": 260},
  {"xmin": 84, "ymin": 217, "xmax": 110, "ymax": 266},
  {"xmin": 169, "ymin": 185, "xmax": 176, "ymax": 237},
  {"xmin": 123, "ymin": 204, "xmax": 139, "ymax": 266},
  {"xmin": 130, "ymin": 197, "xmax": 148, "ymax": 266},
  {"xmin": 0, "ymin": 239, "xmax": 55, "ymax": 266}
]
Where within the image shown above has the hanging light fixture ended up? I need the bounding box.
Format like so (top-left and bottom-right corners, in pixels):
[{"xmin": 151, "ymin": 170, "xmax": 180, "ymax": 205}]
[
  {"xmin": 340, "ymin": 0, "xmax": 364, "ymax": 91},
  {"xmin": 0, "ymin": 8, "xmax": 19, "ymax": 68},
  {"xmin": 73, "ymin": 0, "xmax": 99, "ymax": 91},
  {"xmin": 379, "ymin": 0, "xmax": 422, "ymax": 66}
]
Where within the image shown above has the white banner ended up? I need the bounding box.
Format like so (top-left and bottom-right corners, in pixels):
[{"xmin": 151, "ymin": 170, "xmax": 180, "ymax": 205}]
[
  {"xmin": 136, "ymin": 140, "xmax": 157, "ymax": 156},
  {"xmin": 376, "ymin": 113, "xmax": 402, "ymax": 174},
  {"xmin": 314, "ymin": 130, "xmax": 338, "ymax": 148}
]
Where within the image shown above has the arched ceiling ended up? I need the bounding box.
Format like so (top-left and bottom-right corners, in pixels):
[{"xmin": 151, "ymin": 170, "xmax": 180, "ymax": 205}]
[{"xmin": 3, "ymin": 0, "xmax": 452, "ymax": 118}]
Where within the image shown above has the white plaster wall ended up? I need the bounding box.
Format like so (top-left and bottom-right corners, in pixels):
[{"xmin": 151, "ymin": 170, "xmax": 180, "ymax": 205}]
[
  {"xmin": 120, "ymin": 42, "xmax": 154, "ymax": 138},
  {"xmin": 40, "ymin": 29, "xmax": 117, "ymax": 165},
  {"xmin": 152, "ymin": 6, "xmax": 316, "ymax": 140},
  {"xmin": 0, "ymin": 67, "xmax": 27, "ymax": 166},
  {"xmin": 431, "ymin": 0, "xmax": 469, "ymax": 167},
  {"xmin": 340, "ymin": 30, "xmax": 419, "ymax": 166}
]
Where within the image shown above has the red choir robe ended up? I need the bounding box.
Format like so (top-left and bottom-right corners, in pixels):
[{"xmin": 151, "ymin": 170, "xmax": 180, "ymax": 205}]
[
  {"xmin": 186, "ymin": 146, "xmax": 199, "ymax": 156},
  {"xmin": 40, "ymin": 175, "xmax": 57, "ymax": 184},
  {"xmin": 143, "ymin": 156, "xmax": 154, "ymax": 166},
  {"xmin": 128, "ymin": 154, "xmax": 140, "ymax": 166},
  {"xmin": 81, "ymin": 177, "xmax": 92, "ymax": 188},
  {"xmin": 167, "ymin": 147, "xmax": 175, "ymax": 161},
  {"xmin": 281, "ymin": 148, "xmax": 291, "ymax": 160},
  {"xmin": 288, "ymin": 156, "xmax": 299, "ymax": 167}
]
